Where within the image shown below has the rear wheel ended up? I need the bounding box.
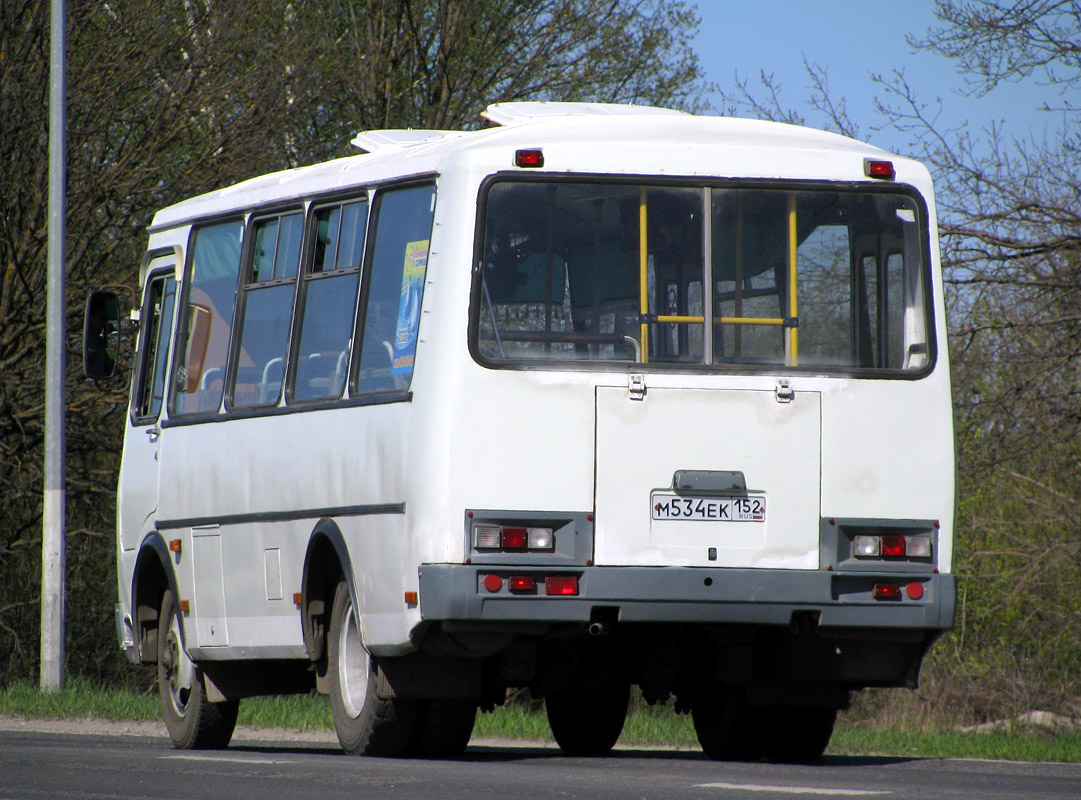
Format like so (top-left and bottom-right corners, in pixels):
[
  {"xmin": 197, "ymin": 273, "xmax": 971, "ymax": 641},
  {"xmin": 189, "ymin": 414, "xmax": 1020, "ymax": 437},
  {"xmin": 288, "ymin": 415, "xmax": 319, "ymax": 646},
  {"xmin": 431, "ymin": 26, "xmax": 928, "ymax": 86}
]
[
  {"xmin": 328, "ymin": 580, "xmax": 415, "ymax": 756},
  {"xmin": 409, "ymin": 700, "xmax": 477, "ymax": 758},
  {"xmin": 691, "ymin": 689, "xmax": 762, "ymax": 762},
  {"xmin": 157, "ymin": 589, "xmax": 238, "ymax": 749},
  {"xmin": 758, "ymin": 706, "xmax": 836, "ymax": 763},
  {"xmin": 546, "ymin": 680, "xmax": 630, "ymax": 756}
]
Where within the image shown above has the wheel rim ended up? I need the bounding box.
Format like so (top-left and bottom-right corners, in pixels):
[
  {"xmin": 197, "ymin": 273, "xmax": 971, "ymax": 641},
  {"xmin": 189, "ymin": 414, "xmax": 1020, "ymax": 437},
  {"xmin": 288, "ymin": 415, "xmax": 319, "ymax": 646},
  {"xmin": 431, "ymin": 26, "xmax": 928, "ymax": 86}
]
[
  {"xmin": 162, "ymin": 608, "xmax": 194, "ymax": 718},
  {"xmin": 337, "ymin": 596, "xmax": 370, "ymax": 719}
]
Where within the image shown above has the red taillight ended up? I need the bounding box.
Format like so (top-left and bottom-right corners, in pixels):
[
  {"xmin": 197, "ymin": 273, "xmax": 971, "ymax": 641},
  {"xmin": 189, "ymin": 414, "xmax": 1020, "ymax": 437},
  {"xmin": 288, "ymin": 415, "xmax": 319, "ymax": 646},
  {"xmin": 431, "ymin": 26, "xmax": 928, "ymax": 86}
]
[
  {"xmin": 906, "ymin": 582, "xmax": 925, "ymax": 600},
  {"xmin": 864, "ymin": 159, "xmax": 895, "ymax": 179},
  {"xmin": 501, "ymin": 527, "xmax": 528, "ymax": 549},
  {"xmin": 483, "ymin": 574, "xmax": 503, "ymax": 593},
  {"xmin": 545, "ymin": 576, "xmax": 579, "ymax": 596},
  {"xmin": 515, "ymin": 149, "xmax": 544, "ymax": 168},
  {"xmin": 509, "ymin": 576, "xmax": 537, "ymax": 593},
  {"xmin": 873, "ymin": 583, "xmax": 901, "ymax": 600},
  {"xmin": 881, "ymin": 535, "xmax": 907, "ymax": 557}
]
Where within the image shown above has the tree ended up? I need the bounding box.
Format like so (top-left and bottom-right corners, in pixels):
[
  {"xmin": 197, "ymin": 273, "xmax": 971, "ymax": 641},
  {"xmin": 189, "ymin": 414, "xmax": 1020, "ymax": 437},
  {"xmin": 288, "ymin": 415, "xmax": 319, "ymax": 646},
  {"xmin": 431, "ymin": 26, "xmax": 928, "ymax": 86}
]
[
  {"xmin": 0, "ymin": 0, "xmax": 707, "ymax": 685},
  {"xmin": 899, "ymin": 0, "xmax": 1081, "ymax": 721},
  {"xmin": 717, "ymin": 1, "xmax": 1081, "ymax": 722}
]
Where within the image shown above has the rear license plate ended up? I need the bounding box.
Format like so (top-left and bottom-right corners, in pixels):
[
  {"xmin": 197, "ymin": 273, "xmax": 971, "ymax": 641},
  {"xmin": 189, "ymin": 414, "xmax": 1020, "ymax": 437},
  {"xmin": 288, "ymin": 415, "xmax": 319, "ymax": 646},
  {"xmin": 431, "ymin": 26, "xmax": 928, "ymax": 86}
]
[{"xmin": 651, "ymin": 492, "xmax": 766, "ymax": 522}]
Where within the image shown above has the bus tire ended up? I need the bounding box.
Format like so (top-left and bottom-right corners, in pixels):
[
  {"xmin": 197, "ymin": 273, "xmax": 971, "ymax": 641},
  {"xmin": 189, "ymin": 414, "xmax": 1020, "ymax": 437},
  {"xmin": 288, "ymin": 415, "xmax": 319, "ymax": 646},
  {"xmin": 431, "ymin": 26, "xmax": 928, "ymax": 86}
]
[
  {"xmin": 408, "ymin": 700, "xmax": 477, "ymax": 758},
  {"xmin": 545, "ymin": 680, "xmax": 630, "ymax": 756},
  {"xmin": 759, "ymin": 706, "xmax": 836, "ymax": 763},
  {"xmin": 691, "ymin": 689, "xmax": 762, "ymax": 762},
  {"xmin": 157, "ymin": 589, "xmax": 238, "ymax": 749},
  {"xmin": 328, "ymin": 580, "xmax": 414, "ymax": 757}
]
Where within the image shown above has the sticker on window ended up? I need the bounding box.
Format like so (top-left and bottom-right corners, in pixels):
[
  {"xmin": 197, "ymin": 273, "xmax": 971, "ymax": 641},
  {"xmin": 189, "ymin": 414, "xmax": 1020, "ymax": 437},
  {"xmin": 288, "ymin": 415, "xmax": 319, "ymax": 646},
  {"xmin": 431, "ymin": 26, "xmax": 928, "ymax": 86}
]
[{"xmin": 392, "ymin": 239, "xmax": 429, "ymax": 374}]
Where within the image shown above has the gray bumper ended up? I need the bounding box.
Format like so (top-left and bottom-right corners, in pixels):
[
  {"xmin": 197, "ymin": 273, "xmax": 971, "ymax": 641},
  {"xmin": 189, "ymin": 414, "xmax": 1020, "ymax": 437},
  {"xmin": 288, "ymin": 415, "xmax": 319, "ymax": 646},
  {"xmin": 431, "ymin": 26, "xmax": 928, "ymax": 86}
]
[{"xmin": 418, "ymin": 565, "xmax": 956, "ymax": 632}]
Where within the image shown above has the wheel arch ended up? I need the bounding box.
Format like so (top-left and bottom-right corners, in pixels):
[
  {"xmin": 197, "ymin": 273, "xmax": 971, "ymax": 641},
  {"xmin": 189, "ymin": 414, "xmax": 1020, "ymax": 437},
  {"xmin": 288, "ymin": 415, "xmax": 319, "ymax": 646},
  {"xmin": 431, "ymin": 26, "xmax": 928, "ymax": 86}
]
[
  {"xmin": 131, "ymin": 532, "xmax": 181, "ymax": 665},
  {"xmin": 300, "ymin": 519, "xmax": 358, "ymax": 667}
]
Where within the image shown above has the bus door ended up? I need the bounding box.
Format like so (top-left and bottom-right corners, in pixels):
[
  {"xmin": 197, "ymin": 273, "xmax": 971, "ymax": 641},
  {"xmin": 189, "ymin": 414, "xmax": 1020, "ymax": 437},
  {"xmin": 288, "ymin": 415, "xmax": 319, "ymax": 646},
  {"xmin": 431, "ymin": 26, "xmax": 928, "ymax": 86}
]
[{"xmin": 119, "ymin": 255, "xmax": 178, "ymax": 552}]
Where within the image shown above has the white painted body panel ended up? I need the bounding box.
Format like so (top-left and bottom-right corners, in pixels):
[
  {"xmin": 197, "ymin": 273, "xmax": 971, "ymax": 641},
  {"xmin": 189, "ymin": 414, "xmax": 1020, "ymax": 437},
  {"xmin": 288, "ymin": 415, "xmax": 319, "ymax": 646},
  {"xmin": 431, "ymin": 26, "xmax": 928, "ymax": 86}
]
[{"xmin": 595, "ymin": 384, "xmax": 821, "ymax": 569}]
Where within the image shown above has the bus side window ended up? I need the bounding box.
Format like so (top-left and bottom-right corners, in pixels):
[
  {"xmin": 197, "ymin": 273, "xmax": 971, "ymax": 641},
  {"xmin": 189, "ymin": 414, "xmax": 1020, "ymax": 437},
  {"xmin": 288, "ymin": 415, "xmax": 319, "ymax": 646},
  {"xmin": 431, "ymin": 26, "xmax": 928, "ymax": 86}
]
[
  {"xmin": 174, "ymin": 221, "xmax": 244, "ymax": 415},
  {"xmin": 354, "ymin": 183, "xmax": 436, "ymax": 395},
  {"xmin": 289, "ymin": 199, "xmax": 366, "ymax": 403},
  {"xmin": 133, "ymin": 274, "xmax": 176, "ymax": 421},
  {"xmin": 229, "ymin": 212, "xmax": 302, "ymax": 409}
]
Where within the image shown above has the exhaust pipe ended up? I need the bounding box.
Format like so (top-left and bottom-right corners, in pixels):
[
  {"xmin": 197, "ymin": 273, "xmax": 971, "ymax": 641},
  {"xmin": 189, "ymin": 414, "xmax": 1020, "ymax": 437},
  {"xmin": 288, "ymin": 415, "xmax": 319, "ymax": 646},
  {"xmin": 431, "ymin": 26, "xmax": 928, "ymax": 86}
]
[{"xmin": 588, "ymin": 621, "xmax": 607, "ymax": 637}]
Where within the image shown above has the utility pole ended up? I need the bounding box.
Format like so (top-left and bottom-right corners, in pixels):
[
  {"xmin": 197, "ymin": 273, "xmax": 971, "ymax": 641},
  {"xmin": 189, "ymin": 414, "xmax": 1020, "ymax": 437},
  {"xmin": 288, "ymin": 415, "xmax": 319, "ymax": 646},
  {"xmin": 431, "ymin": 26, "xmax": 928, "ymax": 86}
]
[{"xmin": 42, "ymin": 0, "xmax": 67, "ymax": 692}]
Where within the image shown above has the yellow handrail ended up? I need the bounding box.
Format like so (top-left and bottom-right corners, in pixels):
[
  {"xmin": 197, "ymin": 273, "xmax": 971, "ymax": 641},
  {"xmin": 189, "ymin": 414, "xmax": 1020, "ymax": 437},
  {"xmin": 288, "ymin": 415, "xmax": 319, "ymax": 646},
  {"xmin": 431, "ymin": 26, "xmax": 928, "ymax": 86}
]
[
  {"xmin": 720, "ymin": 316, "xmax": 786, "ymax": 326},
  {"xmin": 639, "ymin": 189, "xmax": 650, "ymax": 363},
  {"xmin": 655, "ymin": 315, "xmax": 704, "ymax": 324},
  {"xmin": 787, "ymin": 193, "xmax": 799, "ymax": 366}
]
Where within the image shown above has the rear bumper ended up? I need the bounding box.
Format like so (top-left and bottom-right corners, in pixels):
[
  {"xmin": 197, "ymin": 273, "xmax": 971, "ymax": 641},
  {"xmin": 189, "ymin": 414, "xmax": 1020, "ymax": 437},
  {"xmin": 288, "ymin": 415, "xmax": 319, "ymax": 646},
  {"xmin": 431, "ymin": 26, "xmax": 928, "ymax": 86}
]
[{"xmin": 418, "ymin": 565, "xmax": 955, "ymax": 632}]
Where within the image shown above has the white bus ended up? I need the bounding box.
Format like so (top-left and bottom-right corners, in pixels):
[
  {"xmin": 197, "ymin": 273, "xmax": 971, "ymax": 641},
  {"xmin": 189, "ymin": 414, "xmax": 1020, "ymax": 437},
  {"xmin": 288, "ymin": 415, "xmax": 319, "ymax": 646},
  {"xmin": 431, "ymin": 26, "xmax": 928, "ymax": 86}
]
[{"xmin": 86, "ymin": 102, "xmax": 955, "ymax": 761}]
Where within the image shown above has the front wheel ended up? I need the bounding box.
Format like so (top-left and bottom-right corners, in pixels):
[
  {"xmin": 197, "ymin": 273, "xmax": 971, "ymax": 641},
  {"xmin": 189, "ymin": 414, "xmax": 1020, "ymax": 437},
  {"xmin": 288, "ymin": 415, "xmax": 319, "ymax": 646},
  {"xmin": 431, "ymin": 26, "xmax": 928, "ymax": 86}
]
[
  {"xmin": 546, "ymin": 680, "xmax": 630, "ymax": 756},
  {"xmin": 157, "ymin": 589, "xmax": 238, "ymax": 749}
]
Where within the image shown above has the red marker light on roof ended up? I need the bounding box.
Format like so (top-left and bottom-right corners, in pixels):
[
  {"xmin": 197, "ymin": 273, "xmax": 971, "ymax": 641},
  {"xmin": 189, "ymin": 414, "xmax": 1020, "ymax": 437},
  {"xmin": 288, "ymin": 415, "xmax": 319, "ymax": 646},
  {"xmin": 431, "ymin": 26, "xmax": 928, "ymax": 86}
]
[
  {"xmin": 864, "ymin": 159, "xmax": 895, "ymax": 180},
  {"xmin": 515, "ymin": 149, "xmax": 544, "ymax": 168}
]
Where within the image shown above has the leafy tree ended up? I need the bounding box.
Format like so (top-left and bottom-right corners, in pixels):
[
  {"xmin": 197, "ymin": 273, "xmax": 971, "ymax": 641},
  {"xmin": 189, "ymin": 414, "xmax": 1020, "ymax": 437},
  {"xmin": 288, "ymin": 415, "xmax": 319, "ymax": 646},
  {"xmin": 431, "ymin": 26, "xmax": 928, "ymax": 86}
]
[
  {"xmin": 0, "ymin": 0, "xmax": 706, "ymax": 684},
  {"xmin": 899, "ymin": 0, "xmax": 1081, "ymax": 721},
  {"xmin": 721, "ymin": 1, "xmax": 1081, "ymax": 722}
]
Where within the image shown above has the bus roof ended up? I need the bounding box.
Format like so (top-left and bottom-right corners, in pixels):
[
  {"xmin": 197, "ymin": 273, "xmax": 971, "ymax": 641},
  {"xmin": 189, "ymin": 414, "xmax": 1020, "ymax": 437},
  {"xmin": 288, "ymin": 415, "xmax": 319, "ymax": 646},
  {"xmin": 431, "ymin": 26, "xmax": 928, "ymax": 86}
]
[{"xmin": 150, "ymin": 102, "xmax": 907, "ymax": 231}]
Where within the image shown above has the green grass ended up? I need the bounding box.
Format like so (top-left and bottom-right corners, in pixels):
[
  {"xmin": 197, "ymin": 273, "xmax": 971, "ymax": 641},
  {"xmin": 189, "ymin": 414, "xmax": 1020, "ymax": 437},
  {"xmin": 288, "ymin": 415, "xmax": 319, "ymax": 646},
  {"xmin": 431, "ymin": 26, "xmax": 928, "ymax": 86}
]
[
  {"xmin": 0, "ymin": 677, "xmax": 160, "ymax": 723},
  {"xmin": 828, "ymin": 725, "xmax": 1081, "ymax": 762},
  {"xmin": 3, "ymin": 680, "xmax": 1080, "ymax": 762}
]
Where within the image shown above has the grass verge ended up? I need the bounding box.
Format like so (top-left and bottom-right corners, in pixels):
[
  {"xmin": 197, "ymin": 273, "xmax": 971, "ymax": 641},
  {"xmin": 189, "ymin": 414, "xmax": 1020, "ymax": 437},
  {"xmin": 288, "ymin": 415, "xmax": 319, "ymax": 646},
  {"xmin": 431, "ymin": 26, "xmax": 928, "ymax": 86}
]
[{"xmin": 2, "ymin": 679, "xmax": 1079, "ymax": 762}]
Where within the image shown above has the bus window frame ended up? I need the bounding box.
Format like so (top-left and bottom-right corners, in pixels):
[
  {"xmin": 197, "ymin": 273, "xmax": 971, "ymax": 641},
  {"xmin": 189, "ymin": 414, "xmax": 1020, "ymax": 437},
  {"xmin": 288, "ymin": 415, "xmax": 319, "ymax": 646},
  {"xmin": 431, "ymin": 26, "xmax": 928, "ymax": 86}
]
[
  {"xmin": 226, "ymin": 207, "xmax": 306, "ymax": 411},
  {"xmin": 349, "ymin": 179, "xmax": 438, "ymax": 399},
  {"xmin": 285, "ymin": 195, "xmax": 369, "ymax": 406},
  {"xmin": 169, "ymin": 216, "xmax": 247, "ymax": 420},
  {"xmin": 468, "ymin": 172, "xmax": 937, "ymax": 381},
  {"xmin": 130, "ymin": 252, "xmax": 181, "ymax": 426}
]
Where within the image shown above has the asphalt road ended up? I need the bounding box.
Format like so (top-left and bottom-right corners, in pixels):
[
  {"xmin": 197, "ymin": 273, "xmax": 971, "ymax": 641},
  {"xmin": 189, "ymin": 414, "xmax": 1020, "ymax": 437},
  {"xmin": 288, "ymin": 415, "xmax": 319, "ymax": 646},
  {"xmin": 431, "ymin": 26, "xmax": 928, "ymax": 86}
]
[{"xmin": 2, "ymin": 729, "xmax": 1080, "ymax": 800}]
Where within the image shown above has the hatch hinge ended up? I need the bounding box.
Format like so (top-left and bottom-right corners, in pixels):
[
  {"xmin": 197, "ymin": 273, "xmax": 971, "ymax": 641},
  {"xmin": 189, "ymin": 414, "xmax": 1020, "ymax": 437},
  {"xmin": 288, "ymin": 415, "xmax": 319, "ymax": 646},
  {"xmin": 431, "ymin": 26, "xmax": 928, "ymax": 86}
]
[
  {"xmin": 775, "ymin": 378, "xmax": 794, "ymax": 403},
  {"xmin": 628, "ymin": 373, "xmax": 646, "ymax": 401}
]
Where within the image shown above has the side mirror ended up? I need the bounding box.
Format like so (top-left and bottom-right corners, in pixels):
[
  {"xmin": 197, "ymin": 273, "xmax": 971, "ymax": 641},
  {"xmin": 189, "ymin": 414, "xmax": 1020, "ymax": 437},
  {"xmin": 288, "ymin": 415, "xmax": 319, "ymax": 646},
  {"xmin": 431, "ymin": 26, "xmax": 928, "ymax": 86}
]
[{"xmin": 83, "ymin": 291, "xmax": 121, "ymax": 380}]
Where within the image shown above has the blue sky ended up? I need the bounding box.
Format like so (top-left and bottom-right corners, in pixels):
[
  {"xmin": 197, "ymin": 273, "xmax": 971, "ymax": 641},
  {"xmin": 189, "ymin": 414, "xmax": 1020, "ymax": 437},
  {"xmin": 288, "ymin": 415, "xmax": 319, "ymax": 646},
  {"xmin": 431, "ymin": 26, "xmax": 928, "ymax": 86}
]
[{"xmin": 691, "ymin": 1, "xmax": 1059, "ymax": 152}]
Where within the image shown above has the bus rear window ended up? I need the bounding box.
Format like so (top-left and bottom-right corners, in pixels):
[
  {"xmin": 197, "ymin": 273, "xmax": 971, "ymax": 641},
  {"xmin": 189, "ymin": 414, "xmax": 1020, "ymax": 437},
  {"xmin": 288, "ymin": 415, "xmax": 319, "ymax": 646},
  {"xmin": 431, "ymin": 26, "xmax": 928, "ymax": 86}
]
[{"xmin": 474, "ymin": 180, "xmax": 931, "ymax": 373}]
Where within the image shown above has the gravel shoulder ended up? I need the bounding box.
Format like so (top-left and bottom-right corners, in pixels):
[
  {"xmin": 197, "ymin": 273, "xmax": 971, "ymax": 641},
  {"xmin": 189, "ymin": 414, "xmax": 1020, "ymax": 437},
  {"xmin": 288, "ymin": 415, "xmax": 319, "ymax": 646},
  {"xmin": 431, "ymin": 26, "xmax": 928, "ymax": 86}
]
[
  {"xmin": 0, "ymin": 714, "xmax": 338, "ymax": 743},
  {"xmin": 0, "ymin": 714, "xmax": 557, "ymax": 749}
]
